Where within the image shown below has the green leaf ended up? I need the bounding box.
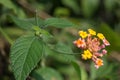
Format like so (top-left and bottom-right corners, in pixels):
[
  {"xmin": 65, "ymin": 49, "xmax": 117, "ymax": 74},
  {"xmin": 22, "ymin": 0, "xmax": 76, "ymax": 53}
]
[
  {"xmin": 54, "ymin": 42, "xmax": 74, "ymax": 54},
  {"xmin": 72, "ymin": 62, "xmax": 81, "ymax": 80},
  {"xmin": 40, "ymin": 30, "xmax": 53, "ymax": 43},
  {"xmin": 0, "ymin": 0, "xmax": 16, "ymax": 9},
  {"xmin": 62, "ymin": 0, "xmax": 80, "ymax": 14},
  {"xmin": 16, "ymin": 8, "xmax": 26, "ymax": 18},
  {"xmin": 11, "ymin": 16, "xmax": 35, "ymax": 30},
  {"xmin": 46, "ymin": 42, "xmax": 76, "ymax": 62},
  {"xmin": 31, "ymin": 72, "xmax": 44, "ymax": 80},
  {"xmin": 72, "ymin": 61, "xmax": 88, "ymax": 80},
  {"xmin": 33, "ymin": 67, "xmax": 63, "ymax": 80},
  {"xmin": 54, "ymin": 42, "xmax": 76, "ymax": 62},
  {"xmin": 81, "ymin": 0, "xmax": 99, "ymax": 17},
  {"xmin": 10, "ymin": 35, "xmax": 44, "ymax": 80},
  {"xmin": 44, "ymin": 18, "xmax": 76, "ymax": 28}
]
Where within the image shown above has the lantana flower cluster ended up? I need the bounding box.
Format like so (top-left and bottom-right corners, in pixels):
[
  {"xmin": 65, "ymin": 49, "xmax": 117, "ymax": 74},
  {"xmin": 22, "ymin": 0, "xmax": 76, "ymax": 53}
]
[{"xmin": 73, "ymin": 29, "xmax": 110, "ymax": 69}]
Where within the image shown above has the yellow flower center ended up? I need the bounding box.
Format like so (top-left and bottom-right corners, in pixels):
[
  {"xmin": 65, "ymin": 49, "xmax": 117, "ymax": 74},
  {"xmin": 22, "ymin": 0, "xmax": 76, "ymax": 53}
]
[
  {"xmin": 79, "ymin": 31, "xmax": 88, "ymax": 38},
  {"xmin": 97, "ymin": 33, "xmax": 105, "ymax": 40},
  {"xmin": 88, "ymin": 29, "xmax": 96, "ymax": 35}
]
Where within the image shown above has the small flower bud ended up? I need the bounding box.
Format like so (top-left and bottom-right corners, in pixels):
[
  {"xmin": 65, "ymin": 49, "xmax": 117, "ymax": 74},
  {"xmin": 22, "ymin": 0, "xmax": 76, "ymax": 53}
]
[{"xmin": 102, "ymin": 49, "xmax": 107, "ymax": 54}]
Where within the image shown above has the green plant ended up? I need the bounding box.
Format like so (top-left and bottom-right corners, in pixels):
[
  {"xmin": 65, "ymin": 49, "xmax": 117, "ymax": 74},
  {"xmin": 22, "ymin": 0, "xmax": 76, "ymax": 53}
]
[
  {"xmin": 10, "ymin": 15, "xmax": 79, "ymax": 80},
  {"xmin": 0, "ymin": 0, "xmax": 120, "ymax": 80}
]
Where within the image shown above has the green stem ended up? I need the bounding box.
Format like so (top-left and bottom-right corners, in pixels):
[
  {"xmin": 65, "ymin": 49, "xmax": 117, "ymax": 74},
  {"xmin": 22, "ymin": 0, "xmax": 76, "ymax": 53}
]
[
  {"xmin": 53, "ymin": 49, "xmax": 81, "ymax": 55},
  {"xmin": 0, "ymin": 27, "xmax": 13, "ymax": 44},
  {"xmin": 48, "ymin": 45, "xmax": 81, "ymax": 55},
  {"xmin": 35, "ymin": 9, "xmax": 38, "ymax": 26}
]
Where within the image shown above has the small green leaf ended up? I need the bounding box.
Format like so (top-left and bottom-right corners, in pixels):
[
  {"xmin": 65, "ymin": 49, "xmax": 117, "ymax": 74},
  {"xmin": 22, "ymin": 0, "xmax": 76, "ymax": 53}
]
[
  {"xmin": 33, "ymin": 67, "xmax": 63, "ymax": 80},
  {"xmin": 54, "ymin": 42, "xmax": 76, "ymax": 62},
  {"xmin": 72, "ymin": 61, "xmax": 88, "ymax": 80},
  {"xmin": 11, "ymin": 16, "xmax": 35, "ymax": 30},
  {"xmin": 0, "ymin": 0, "xmax": 16, "ymax": 9},
  {"xmin": 54, "ymin": 42, "xmax": 73, "ymax": 54},
  {"xmin": 44, "ymin": 18, "xmax": 76, "ymax": 28},
  {"xmin": 47, "ymin": 42, "xmax": 76, "ymax": 62},
  {"xmin": 10, "ymin": 35, "xmax": 44, "ymax": 80},
  {"xmin": 72, "ymin": 62, "xmax": 81, "ymax": 80},
  {"xmin": 40, "ymin": 30, "xmax": 53, "ymax": 43},
  {"xmin": 32, "ymin": 26, "xmax": 53, "ymax": 43}
]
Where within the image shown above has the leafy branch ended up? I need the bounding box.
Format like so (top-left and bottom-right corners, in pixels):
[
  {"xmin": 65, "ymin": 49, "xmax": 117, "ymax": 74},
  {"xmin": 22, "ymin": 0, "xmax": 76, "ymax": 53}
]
[{"xmin": 10, "ymin": 16, "xmax": 77, "ymax": 80}]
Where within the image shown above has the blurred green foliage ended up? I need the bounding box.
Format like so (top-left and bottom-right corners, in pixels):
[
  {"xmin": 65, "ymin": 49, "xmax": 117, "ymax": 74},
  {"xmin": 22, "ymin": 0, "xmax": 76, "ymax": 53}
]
[{"xmin": 0, "ymin": 0, "xmax": 120, "ymax": 80}]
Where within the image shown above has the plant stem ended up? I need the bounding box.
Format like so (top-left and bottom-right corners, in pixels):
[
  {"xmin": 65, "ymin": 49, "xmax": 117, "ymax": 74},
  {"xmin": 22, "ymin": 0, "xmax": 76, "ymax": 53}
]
[
  {"xmin": 53, "ymin": 49, "xmax": 81, "ymax": 55},
  {"xmin": 0, "ymin": 27, "xmax": 13, "ymax": 44},
  {"xmin": 35, "ymin": 9, "xmax": 38, "ymax": 27}
]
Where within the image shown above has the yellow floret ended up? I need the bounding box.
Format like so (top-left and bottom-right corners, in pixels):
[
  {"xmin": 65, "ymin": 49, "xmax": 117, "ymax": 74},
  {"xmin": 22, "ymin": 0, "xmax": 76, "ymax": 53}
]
[
  {"xmin": 82, "ymin": 50, "xmax": 92, "ymax": 60},
  {"xmin": 97, "ymin": 33, "xmax": 105, "ymax": 40},
  {"xmin": 82, "ymin": 54, "xmax": 87, "ymax": 60},
  {"xmin": 78, "ymin": 31, "xmax": 88, "ymax": 38},
  {"xmin": 88, "ymin": 29, "xmax": 96, "ymax": 35}
]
